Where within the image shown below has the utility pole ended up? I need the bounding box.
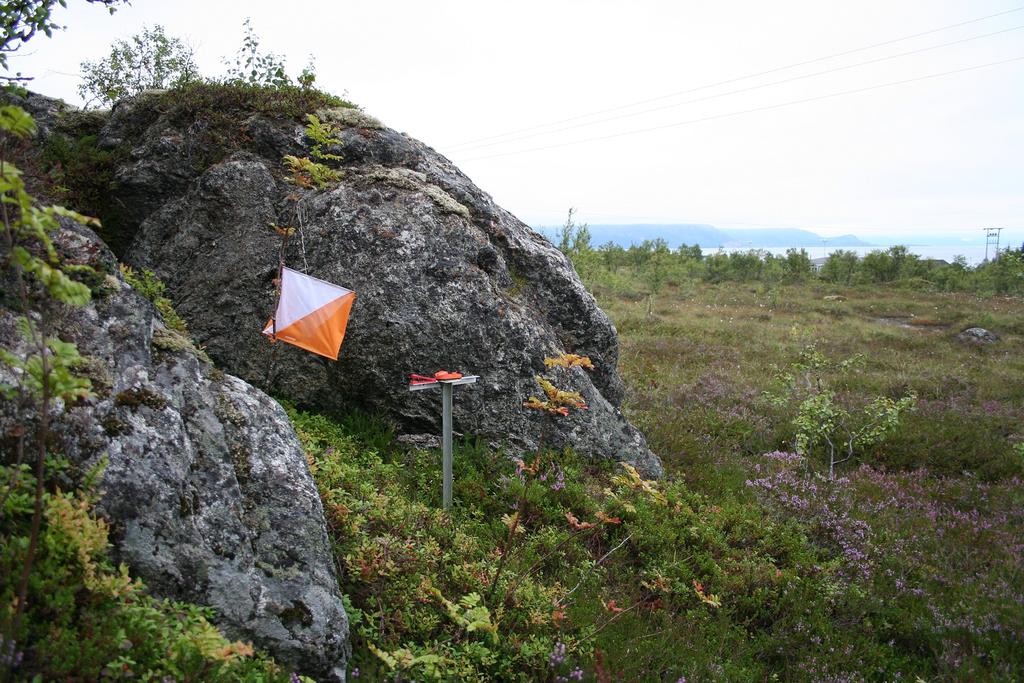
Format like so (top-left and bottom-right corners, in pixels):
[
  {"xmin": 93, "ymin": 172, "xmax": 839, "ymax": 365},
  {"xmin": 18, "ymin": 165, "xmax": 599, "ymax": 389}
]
[{"xmin": 983, "ymin": 228, "xmax": 1003, "ymax": 262}]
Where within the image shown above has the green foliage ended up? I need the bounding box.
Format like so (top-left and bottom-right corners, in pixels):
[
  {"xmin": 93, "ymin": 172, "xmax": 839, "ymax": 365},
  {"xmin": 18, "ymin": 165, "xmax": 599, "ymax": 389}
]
[
  {"xmin": 285, "ymin": 403, "xmax": 896, "ymax": 681},
  {"xmin": 297, "ymin": 56, "xmax": 317, "ymax": 90},
  {"xmin": 282, "ymin": 114, "xmax": 344, "ymax": 189},
  {"xmin": 0, "ymin": 102, "xmax": 96, "ymax": 416},
  {"xmin": 782, "ymin": 247, "xmax": 813, "ymax": 282},
  {"xmin": 983, "ymin": 248, "xmax": 1024, "ymax": 294},
  {"xmin": 556, "ymin": 208, "xmax": 591, "ymax": 259},
  {"xmin": 9, "ymin": 241, "xmax": 91, "ymax": 305},
  {"xmin": 791, "ymin": 389, "xmax": 916, "ymax": 477},
  {"xmin": 434, "ymin": 591, "xmax": 497, "ymax": 643},
  {"xmin": 708, "ymin": 248, "xmax": 777, "ymax": 283},
  {"xmin": 283, "ymin": 154, "xmax": 341, "ymax": 189},
  {"xmin": 561, "ymin": 237, "xmax": 1024, "ymax": 297},
  {"xmin": 368, "ymin": 642, "xmax": 444, "ymax": 679},
  {"xmin": 161, "ymin": 80, "xmax": 354, "ymax": 123},
  {"xmin": 1, "ymin": 109, "xmax": 95, "ymax": 306},
  {"xmin": 78, "ymin": 24, "xmax": 198, "ymax": 106},
  {"xmin": 635, "ymin": 240, "xmax": 672, "ymax": 313},
  {"xmin": 118, "ymin": 264, "xmax": 188, "ymax": 334},
  {"xmin": 820, "ymin": 248, "xmax": 858, "ymax": 284},
  {"xmin": 0, "ymin": 464, "xmax": 287, "ymax": 680},
  {"xmin": 223, "ymin": 17, "xmax": 290, "ymax": 87},
  {"xmin": 0, "ymin": 103, "xmax": 36, "ymax": 136},
  {"xmin": 859, "ymin": 245, "xmax": 918, "ymax": 283},
  {"xmin": 2, "ymin": 97, "xmax": 99, "ymax": 681},
  {"xmin": 2, "ymin": 101, "xmax": 286, "ymax": 681},
  {"xmin": 0, "ymin": 320, "xmax": 92, "ymax": 402},
  {"xmin": 305, "ymin": 114, "xmax": 342, "ymax": 161},
  {"xmin": 767, "ymin": 345, "xmax": 916, "ymax": 477},
  {"xmin": 40, "ymin": 122, "xmax": 119, "ymax": 226}
]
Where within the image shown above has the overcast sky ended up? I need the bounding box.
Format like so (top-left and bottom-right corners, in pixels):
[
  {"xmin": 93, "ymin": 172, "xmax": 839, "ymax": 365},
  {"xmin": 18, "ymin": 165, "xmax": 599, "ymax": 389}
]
[{"xmin": 12, "ymin": 0, "xmax": 1024, "ymax": 242}]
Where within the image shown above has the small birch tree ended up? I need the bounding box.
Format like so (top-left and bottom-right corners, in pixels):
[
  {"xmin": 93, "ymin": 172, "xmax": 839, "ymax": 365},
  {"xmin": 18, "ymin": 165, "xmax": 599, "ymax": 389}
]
[
  {"xmin": 767, "ymin": 345, "xmax": 916, "ymax": 477},
  {"xmin": 79, "ymin": 25, "xmax": 198, "ymax": 106}
]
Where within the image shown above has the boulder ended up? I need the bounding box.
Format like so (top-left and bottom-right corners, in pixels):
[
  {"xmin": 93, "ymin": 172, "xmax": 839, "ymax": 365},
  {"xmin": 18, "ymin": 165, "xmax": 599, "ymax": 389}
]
[
  {"xmin": 957, "ymin": 327, "xmax": 998, "ymax": 344},
  {"xmin": 99, "ymin": 91, "xmax": 661, "ymax": 477},
  {"xmin": 0, "ymin": 224, "xmax": 349, "ymax": 681}
]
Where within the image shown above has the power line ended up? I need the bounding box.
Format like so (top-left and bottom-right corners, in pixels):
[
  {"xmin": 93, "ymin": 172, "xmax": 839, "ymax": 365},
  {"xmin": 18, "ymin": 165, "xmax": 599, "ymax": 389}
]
[
  {"xmin": 455, "ymin": 55, "xmax": 1024, "ymax": 163},
  {"xmin": 42, "ymin": 69, "xmax": 83, "ymax": 79},
  {"xmin": 443, "ymin": 5, "xmax": 1024, "ymax": 150},
  {"xmin": 449, "ymin": 24, "xmax": 1024, "ymax": 153}
]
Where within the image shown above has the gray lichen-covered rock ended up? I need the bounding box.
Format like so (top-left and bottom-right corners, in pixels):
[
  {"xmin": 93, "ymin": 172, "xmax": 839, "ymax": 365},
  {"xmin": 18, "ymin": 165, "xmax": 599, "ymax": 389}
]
[
  {"xmin": 957, "ymin": 327, "xmax": 998, "ymax": 344},
  {"xmin": 0, "ymin": 224, "xmax": 349, "ymax": 681},
  {"xmin": 100, "ymin": 91, "xmax": 662, "ymax": 477}
]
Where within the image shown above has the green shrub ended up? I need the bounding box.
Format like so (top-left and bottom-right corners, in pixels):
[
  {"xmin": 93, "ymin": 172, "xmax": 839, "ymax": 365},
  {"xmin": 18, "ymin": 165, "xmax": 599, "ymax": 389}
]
[
  {"xmin": 0, "ymin": 461, "xmax": 287, "ymax": 681},
  {"xmin": 283, "ymin": 403, "xmax": 919, "ymax": 681},
  {"xmin": 222, "ymin": 18, "xmax": 291, "ymax": 88},
  {"xmin": 167, "ymin": 80, "xmax": 354, "ymax": 122},
  {"xmin": 119, "ymin": 264, "xmax": 188, "ymax": 334},
  {"xmin": 79, "ymin": 24, "xmax": 199, "ymax": 106},
  {"xmin": 40, "ymin": 130, "xmax": 116, "ymax": 218}
]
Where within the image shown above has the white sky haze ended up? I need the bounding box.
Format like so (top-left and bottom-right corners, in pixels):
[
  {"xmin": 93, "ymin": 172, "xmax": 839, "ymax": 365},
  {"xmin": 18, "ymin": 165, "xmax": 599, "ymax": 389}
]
[{"xmin": 12, "ymin": 0, "xmax": 1024, "ymax": 244}]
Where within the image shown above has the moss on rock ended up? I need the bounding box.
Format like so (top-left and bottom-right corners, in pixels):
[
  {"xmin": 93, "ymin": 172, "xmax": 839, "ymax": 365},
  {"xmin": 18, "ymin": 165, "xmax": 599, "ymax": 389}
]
[
  {"xmin": 361, "ymin": 166, "xmax": 470, "ymax": 218},
  {"xmin": 72, "ymin": 355, "xmax": 113, "ymax": 397},
  {"xmin": 317, "ymin": 106, "xmax": 383, "ymax": 130},
  {"xmin": 114, "ymin": 386, "xmax": 168, "ymax": 411}
]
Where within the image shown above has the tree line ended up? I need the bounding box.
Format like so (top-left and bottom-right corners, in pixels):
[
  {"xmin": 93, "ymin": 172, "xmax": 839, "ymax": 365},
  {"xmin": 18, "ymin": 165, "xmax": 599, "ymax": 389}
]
[{"xmin": 555, "ymin": 214, "xmax": 1024, "ymax": 296}]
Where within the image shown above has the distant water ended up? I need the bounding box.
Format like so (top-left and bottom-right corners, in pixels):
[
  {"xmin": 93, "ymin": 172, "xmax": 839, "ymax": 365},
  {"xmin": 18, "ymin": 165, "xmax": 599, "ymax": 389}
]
[{"xmin": 721, "ymin": 244, "xmax": 998, "ymax": 266}]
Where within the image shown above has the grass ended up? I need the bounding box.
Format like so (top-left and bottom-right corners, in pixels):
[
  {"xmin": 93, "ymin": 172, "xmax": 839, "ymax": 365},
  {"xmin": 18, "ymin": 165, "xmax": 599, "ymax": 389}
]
[{"xmin": 604, "ymin": 280, "xmax": 1024, "ymax": 484}]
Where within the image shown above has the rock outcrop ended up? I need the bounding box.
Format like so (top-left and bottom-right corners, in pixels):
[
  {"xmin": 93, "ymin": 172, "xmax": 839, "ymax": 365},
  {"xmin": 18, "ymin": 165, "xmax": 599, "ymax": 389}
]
[
  {"xmin": 957, "ymin": 327, "xmax": 998, "ymax": 344},
  {"xmin": 98, "ymin": 90, "xmax": 662, "ymax": 477},
  {"xmin": 0, "ymin": 223, "xmax": 349, "ymax": 681}
]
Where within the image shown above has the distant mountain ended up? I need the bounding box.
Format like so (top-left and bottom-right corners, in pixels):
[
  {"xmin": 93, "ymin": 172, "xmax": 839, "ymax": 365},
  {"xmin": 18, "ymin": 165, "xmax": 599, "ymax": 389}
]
[
  {"xmin": 534, "ymin": 223, "xmax": 872, "ymax": 249},
  {"xmin": 723, "ymin": 228, "xmax": 870, "ymax": 248}
]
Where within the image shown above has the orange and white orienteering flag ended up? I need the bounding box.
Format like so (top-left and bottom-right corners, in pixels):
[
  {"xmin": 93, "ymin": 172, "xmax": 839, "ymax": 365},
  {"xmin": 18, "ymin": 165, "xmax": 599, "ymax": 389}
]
[{"xmin": 262, "ymin": 267, "xmax": 356, "ymax": 360}]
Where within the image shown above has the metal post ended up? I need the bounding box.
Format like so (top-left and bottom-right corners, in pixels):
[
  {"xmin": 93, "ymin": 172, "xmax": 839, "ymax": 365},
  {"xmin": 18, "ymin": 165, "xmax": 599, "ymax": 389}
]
[
  {"xmin": 441, "ymin": 382, "xmax": 453, "ymax": 510},
  {"xmin": 408, "ymin": 374, "xmax": 478, "ymax": 511}
]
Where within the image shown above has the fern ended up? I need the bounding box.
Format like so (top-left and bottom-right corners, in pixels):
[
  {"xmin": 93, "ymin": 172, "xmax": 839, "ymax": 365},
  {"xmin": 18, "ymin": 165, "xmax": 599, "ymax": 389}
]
[
  {"xmin": 305, "ymin": 114, "xmax": 343, "ymax": 161},
  {"xmin": 283, "ymin": 154, "xmax": 341, "ymax": 189}
]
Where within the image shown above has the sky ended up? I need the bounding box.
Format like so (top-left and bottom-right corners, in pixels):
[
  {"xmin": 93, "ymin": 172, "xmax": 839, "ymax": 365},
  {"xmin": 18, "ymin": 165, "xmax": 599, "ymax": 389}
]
[{"xmin": 10, "ymin": 0, "xmax": 1024, "ymax": 244}]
